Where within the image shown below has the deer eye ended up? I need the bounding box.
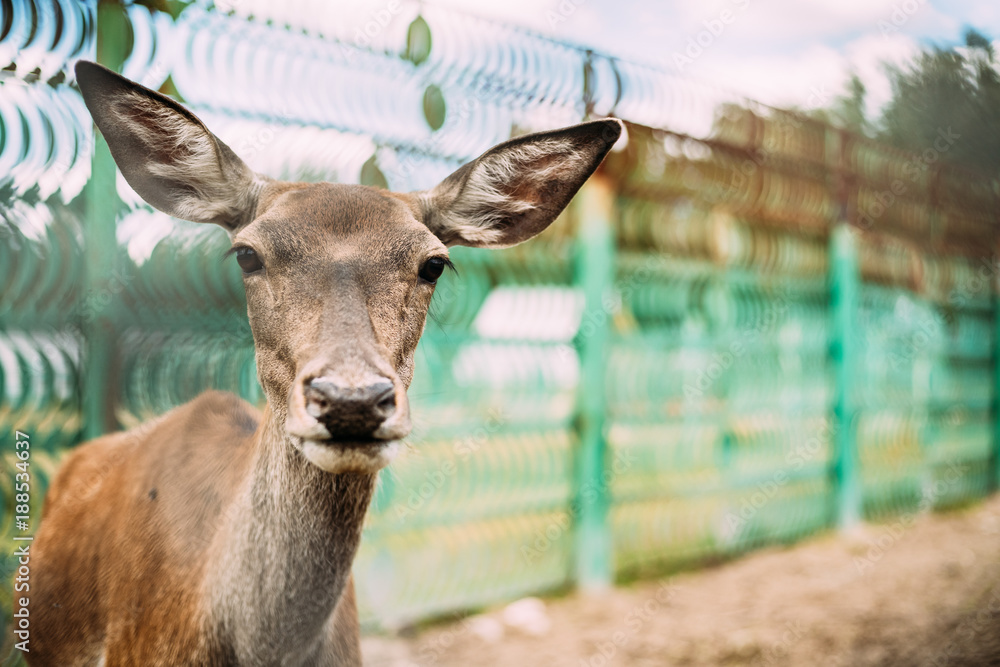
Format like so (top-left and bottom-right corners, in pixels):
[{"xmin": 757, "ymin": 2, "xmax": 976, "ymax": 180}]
[
  {"xmin": 419, "ymin": 257, "xmax": 448, "ymax": 284},
  {"xmin": 235, "ymin": 247, "xmax": 263, "ymax": 274}
]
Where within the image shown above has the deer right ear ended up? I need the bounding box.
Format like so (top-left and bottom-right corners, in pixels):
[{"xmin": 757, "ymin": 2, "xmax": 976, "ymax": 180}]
[
  {"xmin": 416, "ymin": 119, "xmax": 622, "ymax": 248},
  {"xmin": 74, "ymin": 61, "xmax": 263, "ymax": 233}
]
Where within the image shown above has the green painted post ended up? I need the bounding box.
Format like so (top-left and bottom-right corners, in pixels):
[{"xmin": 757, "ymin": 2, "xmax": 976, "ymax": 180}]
[
  {"xmin": 994, "ymin": 276, "xmax": 1000, "ymax": 492},
  {"xmin": 82, "ymin": 1, "xmax": 128, "ymax": 439},
  {"xmin": 830, "ymin": 223, "xmax": 861, "ymax": 528},
  {"xmin": 572, "ymin": 174, "xmax": 615, "ymax": 590}
]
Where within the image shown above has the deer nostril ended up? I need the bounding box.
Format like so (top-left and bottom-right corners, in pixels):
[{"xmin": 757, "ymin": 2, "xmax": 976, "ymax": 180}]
[
  {"xmin": 375, "ymin": 389, "xmax": 396, "ymax": 414},
  {"xmin": 304, "ymin": 379, "xmax": 334, "ymax": 418},
  {"xmin": 370, "ymin": 382, "xmax": 396, "ymax": 415}
]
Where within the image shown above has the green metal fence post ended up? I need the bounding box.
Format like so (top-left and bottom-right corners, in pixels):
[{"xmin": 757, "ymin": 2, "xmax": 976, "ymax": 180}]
[
  {"xmin": 830, "ymin": 223, "xmax": 861, "ymax": 528},
  {"xmin": 572, "ymin": 174, "xmax": 615, "ymax": 590},
  {"xmin": 994, "ymin": 271, "xmax": 1000, "ymax": 492},
  {"xmin": 82, "ymin": 0, "xmax": 128, "ymax": 439}
]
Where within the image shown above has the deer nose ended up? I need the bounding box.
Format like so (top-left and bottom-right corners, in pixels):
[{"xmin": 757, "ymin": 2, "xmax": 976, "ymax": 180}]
[{"xmin": 304, "ymin": 378, "xmax": 397, "ymax": 440}]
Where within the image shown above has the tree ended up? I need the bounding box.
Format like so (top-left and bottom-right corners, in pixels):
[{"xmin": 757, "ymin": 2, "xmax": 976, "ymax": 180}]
[{"xmin": 878, "ymin": 28, "xmax": 1000, "ymax": 176}]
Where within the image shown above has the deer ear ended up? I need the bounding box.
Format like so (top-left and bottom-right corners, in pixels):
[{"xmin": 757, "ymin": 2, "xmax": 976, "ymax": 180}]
[
  {"xmin": 417, "ymin": 119, "xmax": 622, "ymax": 248},
  {"xmin": 74, "ymin": 60, "xmax": 263, "ymax": 232}
]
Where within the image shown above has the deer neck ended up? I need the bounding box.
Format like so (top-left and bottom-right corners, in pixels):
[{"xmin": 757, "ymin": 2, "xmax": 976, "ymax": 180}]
[{"xmin": 203, "ymin": 403, "xmax": 376, "ymax": 661}]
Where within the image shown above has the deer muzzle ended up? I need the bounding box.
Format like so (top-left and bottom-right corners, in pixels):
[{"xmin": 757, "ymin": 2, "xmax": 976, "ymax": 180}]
[{"xmin": 286, "ymin": 366, "xmax": 411, "ymax": 470}]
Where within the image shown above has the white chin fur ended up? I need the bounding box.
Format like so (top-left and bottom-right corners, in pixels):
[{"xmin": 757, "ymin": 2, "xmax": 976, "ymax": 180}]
[{"xmin": 299, "ymin": 439, "xmax": 400, "ymax": 474}]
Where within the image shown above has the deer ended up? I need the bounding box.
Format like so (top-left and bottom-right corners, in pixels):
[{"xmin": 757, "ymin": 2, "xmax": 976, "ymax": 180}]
[{"xmin": 24, "ymin": 61, "xmax": 621, "ymax": 666}]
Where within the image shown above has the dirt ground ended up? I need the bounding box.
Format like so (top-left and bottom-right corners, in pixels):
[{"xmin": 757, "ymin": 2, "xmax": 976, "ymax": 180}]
[{"xmin": 362, "ymin": 495, "xmax": 1000, "ymax": 667}]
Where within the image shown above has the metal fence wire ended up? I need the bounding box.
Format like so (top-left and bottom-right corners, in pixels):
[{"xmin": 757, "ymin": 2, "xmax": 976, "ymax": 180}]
[{"xmin": 2, "ymin": 0, "xmax": 999, "ymax": 632}]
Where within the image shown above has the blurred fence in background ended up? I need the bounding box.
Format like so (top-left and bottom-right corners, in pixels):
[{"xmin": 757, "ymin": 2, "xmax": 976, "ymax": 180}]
[{"xmin": 2, "ymin": 0, "xmax": 999, "ymax": 635}]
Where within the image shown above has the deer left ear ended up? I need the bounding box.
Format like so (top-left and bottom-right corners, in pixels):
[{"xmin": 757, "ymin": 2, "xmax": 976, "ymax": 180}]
[
  {"xmin": 75, "ymin": 60, "xmax": 264, "ymax": 233},
  {"xmin": 416, "ymin": 119, "xmax": 622, "ymax": 248}
]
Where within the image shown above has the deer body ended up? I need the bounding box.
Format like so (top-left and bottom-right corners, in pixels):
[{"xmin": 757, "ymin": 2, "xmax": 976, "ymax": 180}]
[
  {"xmin": 32, "ymin": 393, "xmax": 369, "ymax": 665},
  {"xmin": 25, "ymin": 62, "xmax": 620, "ymax": 666}
]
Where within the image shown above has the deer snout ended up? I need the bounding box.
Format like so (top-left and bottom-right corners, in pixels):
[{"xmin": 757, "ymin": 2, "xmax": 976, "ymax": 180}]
[
  {"xmin": 304, "ymin": 378, "xmax": 395, "ymax": 438},
  {"xmin": 287, "ymin": 371, "xmax": 411, "ymax": 444}
]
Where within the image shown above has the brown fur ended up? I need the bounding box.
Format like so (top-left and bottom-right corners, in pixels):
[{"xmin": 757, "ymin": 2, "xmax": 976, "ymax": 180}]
[{"xmin": 26, "ymin": 61, "xmax": 620, "ymax": 666}]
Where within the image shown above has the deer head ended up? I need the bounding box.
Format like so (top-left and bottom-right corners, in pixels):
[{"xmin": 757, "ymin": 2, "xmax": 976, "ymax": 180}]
[{"xmin": 75, "ymin": 61, "xmax": 621, "ymax": 475}]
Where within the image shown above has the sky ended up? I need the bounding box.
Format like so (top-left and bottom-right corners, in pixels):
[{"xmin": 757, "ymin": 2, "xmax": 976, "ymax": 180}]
[{"xmin": 428, "ymin": 0, "xmax": 1000, "ymax": 118}]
